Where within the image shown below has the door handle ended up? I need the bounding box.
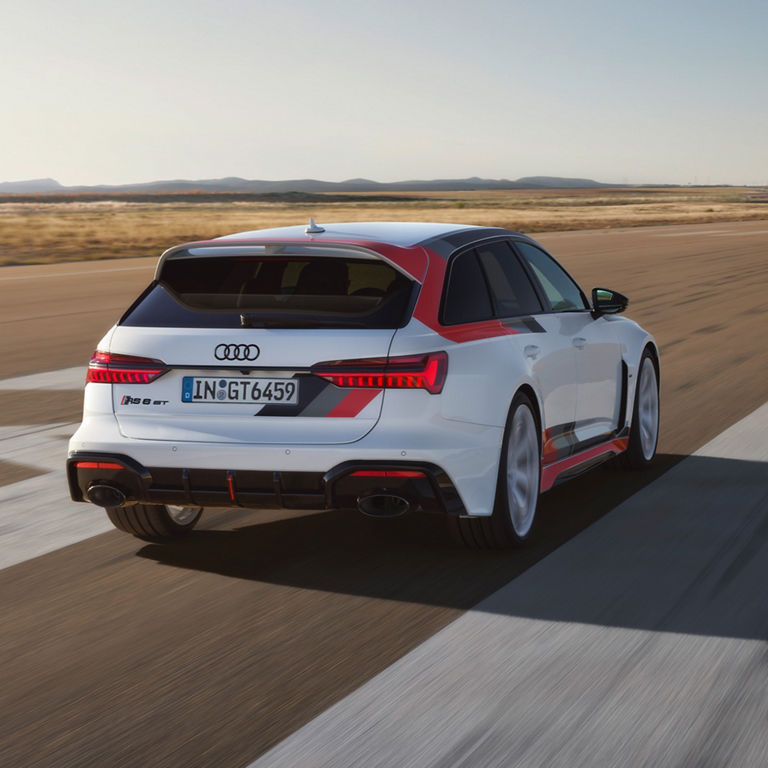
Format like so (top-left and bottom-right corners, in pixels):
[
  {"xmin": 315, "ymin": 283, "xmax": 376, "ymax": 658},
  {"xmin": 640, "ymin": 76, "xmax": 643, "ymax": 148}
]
[
  {"xmin": 524, "ymin": 344, "xmax": 540, "ymax": 360},
  {"xmin": 572, "ymin": 337, "xmax": 586, "ymax": 349}
]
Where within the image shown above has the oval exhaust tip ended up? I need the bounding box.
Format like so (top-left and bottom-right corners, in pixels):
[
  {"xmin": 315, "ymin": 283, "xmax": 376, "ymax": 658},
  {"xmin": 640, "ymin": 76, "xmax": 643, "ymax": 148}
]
[
  {"xmin": 87, "ymin": 484, "xmax": 127, "ymax": 508},
  {"xmin": 358, "ymin": 494, "xmax": 410, "ymax": 518}
]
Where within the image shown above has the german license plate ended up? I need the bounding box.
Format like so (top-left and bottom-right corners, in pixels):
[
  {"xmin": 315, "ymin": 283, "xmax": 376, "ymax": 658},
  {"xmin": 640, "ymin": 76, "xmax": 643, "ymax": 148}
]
[{"xmin": 182, "ymin": 377, "xmax": 299, "ymax": 404}]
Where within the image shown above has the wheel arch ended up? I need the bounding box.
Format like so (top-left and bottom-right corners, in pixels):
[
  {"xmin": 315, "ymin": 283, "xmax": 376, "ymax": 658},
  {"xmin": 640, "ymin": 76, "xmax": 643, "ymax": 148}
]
[
  {"xmin": 624, "ymin": 338, "xmax": 660, "ymax": 430},
  {"xmin": 644, "ymin": 339, "xmax": 661, "ymax": 381},
  {"xmin": 490, "ymin": 382, "xmax": 544, "ymax": 502},
  {"xmin": 514, "ymin": 383, "xmax": 543, "ymax": 448}
]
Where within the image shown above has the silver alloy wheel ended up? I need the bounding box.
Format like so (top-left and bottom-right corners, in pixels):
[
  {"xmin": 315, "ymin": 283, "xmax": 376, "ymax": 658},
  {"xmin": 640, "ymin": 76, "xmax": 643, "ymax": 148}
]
[
  {"xmin": 637, "ymin": 357, "xmax": 659, "ymax": 461},
  {"xmin": 166, "ymin": 505, "xmax": 202, "ymax": 526},
  {"xmin": 505, "ymin": 404, "xmax": 540, "ymax": 537}
]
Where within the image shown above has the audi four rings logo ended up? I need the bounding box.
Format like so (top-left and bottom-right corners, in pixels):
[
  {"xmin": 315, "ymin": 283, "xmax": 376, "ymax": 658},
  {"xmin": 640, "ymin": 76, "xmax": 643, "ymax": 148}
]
[{"xmin": 214, "ymin": 343, "xmax": 260, "ymax": 361}]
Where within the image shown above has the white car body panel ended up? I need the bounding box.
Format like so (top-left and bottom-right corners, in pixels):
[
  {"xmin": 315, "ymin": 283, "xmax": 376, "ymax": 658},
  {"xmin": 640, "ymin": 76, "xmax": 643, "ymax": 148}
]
[
  {"xmin": 568, "ymin": 312, "xmax": 624, "ymax": 442},
  {"xmin": 108, "ymin": 324, "xmax": 396, "ymax": 444}
]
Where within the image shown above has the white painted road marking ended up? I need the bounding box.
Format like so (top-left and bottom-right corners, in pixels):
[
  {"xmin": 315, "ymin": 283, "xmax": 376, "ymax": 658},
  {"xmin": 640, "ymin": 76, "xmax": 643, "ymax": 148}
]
[
  {"xmin": 0, "ymin": 367, "xmax": 86, "ymax": 391},
  {"xmin": 249, "ymin": 402, "xmax": 768, "ymax": 768},
  {"xmin": 0, "ymin": 265, "xmax": 152, "ymax": 281},
  {"xmin": 0, "ymin": 423, "xmax": 113, "ymax": 570},
  {"xmin": 652, "ymin": 228, "xmax": 768, "ymax": 237},
  {"xmin": 0, "ymin": 367, "xmax": 114, "ymax": 570},
  {"xmin": 651, "ymin": 229, "xmax": 734, "ymax": 236},
  {"xmin": 709, "ymin": 229, "xmax": 768, "ymax": 236}
]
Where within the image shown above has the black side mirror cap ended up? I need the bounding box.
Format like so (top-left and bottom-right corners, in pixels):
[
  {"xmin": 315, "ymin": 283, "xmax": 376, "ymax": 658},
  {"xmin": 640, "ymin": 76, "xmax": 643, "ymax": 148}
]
[{"xmin": 592, "ymin": 287, "xmax": 628, "ymax": 317}]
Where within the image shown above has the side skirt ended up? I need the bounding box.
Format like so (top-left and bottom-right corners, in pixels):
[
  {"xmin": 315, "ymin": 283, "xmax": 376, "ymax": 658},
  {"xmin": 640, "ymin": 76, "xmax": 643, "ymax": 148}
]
[{"xmin": 540, "ymin": 435, "xmax": 629, "ymax": 492}]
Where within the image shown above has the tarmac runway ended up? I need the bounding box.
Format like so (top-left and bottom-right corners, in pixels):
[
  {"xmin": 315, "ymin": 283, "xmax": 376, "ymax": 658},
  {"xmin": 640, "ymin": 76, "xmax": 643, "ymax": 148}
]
[{"xmin": 0, "ymin": 219, "xmax": 766, "ymax": 767}]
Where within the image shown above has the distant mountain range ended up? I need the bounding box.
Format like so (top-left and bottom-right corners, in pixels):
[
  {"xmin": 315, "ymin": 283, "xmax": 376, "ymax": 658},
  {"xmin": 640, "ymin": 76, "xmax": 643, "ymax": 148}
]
[{"xmin": 0, "ymin": 175, "xmax": 622, "ymax": 195}]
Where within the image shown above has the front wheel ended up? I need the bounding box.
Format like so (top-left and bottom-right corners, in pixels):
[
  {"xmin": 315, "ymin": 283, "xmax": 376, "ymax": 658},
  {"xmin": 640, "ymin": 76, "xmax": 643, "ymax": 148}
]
[
  {"xmin": 621, "ymin": 349, "xmax": 659, "ymax": 469},
  {"xmin": 106, "ymin": 504, "xmax": 203, "ymax": 541},
  {"xmin": 448, "ymin": 392, "xmax": 541, "ymax": 548}
]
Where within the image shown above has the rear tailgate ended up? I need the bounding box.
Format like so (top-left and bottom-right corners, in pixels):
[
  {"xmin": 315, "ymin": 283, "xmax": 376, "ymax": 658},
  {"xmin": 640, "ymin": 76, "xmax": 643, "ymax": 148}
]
[
  {"xmin": 105, "ymin": 246, "xmax": 418, "ymax": 445},
  {"xmin": 109, "ymin": 326, "xmax": 394, "ymax": 444}
]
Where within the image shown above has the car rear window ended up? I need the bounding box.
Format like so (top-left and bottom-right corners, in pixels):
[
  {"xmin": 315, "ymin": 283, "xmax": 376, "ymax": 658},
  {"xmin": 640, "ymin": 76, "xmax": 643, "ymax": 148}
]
[{"xmin": 120, "ymin": 254, "xmax": 417, "ymax": 329}]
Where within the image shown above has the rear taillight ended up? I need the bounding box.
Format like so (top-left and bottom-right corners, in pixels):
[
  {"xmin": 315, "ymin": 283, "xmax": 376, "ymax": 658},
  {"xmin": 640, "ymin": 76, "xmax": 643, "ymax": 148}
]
[
  {"xmin": 86, "ymin": 351, "xmax": 167, "ymax": 384},
  {"xmin": 311, "ymin": 351, "xmax": 448, "ymax": 394},
  {"xmin": 73, "ymin": 461, "xmax": 125, "ymax": 470}
]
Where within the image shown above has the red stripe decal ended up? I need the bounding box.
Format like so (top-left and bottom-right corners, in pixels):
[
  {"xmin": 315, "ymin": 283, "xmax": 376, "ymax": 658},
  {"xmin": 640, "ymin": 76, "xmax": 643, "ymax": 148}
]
[
  {"xmin": 326, "ymin": 389, "xmax": 382, "ymax": 418},
  {"xmin": 412, "ymin": 249, "xmax": 519, "ymax": 343},
  {"xmin": 540, "ymin": 438, "xmax": 629, "ymax": 492},
  {"xmin": 437, "ymin": 319, "xmax": 519, "ymax": 343}
]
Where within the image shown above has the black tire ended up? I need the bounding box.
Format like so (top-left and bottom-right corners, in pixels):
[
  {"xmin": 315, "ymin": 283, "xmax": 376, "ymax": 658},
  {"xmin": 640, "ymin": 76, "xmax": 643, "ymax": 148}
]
[
  {"xmin": 448, "ymin": 392, "xmax": 541, "ymax": 549},
  {"xmin": 105, "ymin": 504, "xmax": 202, "ymax": 541},
  {"xmin": 620, "ymin": 348, "xmax": 659, "ymax": 470}
]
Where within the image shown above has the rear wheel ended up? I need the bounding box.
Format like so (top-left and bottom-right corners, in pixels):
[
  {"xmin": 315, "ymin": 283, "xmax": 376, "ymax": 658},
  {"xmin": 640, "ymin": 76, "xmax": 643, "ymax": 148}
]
[
  {"xmin": 449, "ymin": 392, "xmax": 541, "ymax": 548},
  {"xmin": 621, "ymin": 348, "xmax": 659, "ymax": 469},
  {"xmin": 106, "ymin": 504, "xmax": 203, "ymax": 541}
]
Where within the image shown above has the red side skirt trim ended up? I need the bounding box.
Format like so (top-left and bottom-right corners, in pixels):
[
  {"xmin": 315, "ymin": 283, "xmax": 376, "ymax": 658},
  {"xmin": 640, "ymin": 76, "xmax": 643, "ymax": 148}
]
[{"xmin": 540, "ymin": 438, "xmax": 629, "ymax": 492}]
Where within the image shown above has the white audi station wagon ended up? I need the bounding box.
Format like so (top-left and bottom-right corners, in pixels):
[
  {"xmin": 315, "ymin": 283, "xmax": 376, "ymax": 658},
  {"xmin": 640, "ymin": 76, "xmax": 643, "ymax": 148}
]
[{"xmin": 67, "ymin": 221, "xmax": 659, "ymax": 548}]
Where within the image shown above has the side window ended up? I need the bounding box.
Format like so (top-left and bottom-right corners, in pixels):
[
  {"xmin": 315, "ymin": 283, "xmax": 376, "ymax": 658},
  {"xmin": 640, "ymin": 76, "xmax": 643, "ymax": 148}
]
[
  {"xmin": 475, "ymin": 241, "xmax": 543, "ymax": 317},
  {"xmin": 515, "ymin": 242, "xmax": 588, "ymax": 312},
  {"xmin": 442, "ymin": 250, "xmax": 493, "ymax": 324}
]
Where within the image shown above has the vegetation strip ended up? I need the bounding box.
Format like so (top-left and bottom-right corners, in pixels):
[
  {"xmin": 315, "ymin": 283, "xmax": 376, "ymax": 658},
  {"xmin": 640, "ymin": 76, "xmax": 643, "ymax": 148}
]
[{"xmin": 1, "ymin": 187, "xmax": 767, "ymax": 266}]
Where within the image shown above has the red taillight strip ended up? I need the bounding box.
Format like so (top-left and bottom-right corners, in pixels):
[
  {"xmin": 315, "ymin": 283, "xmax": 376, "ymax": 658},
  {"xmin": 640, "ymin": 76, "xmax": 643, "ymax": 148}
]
[
  {"xmin": 349, "ymin": 470, "xmax": 426, "ymax": 478},
  {"xmin": 86, "ymin": 350, "xmax": 167, "ymax": 384},
  {"xmin": 74, "ymin": 461, "xmax": 125, "ymax": 470},
  {"xmin": 312, "ymin": 351, "xmax": 448, "ymax": 394}
]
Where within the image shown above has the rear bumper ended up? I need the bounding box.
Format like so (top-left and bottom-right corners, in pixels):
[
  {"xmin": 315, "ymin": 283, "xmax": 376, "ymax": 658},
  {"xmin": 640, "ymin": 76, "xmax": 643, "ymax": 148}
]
[
  {"xmin": 68, "ymin": 409, "xmax": 504, "ymax": 516},
  {"xmin": 67, "ymin": 452, "xmax": 467, "ymax": 515}
]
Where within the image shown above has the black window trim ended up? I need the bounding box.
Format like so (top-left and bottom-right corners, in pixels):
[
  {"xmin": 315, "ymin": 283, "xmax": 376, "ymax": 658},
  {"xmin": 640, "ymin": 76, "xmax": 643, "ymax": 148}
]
[
  {"xmin": 508, "ymin": 238, "xmax": 591, "ymax": 314},
  {"xmin": 439, "ymin": 236, "xmax": 545, "ymax": 326},
  {"xmin": 119, "ymin": 280, "xmax": 158, "ymax": 325}
]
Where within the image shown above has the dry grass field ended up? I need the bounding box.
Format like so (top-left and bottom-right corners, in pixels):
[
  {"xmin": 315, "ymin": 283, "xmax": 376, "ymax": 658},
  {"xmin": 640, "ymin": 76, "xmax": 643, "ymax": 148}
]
[{"xmin": 1, "ymin": 186, "xmax": 767, "ymax": 266}]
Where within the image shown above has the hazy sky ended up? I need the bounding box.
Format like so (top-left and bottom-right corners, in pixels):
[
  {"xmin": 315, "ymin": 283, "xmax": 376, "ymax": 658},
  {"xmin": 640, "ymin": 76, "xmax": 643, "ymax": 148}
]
[{"xmin": 2, "ymin": 0, "xmax": 766, "ymax": 186}]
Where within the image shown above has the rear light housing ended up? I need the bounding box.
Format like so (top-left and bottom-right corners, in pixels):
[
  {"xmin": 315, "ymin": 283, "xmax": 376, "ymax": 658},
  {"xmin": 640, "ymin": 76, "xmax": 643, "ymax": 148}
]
[
  {"xmin": 311, "ymin": 351, "xmax": 448, "ymax": 394},
  {"xmin": 86, "ymin": 351, "xmax": 167, "ymax": 384}
]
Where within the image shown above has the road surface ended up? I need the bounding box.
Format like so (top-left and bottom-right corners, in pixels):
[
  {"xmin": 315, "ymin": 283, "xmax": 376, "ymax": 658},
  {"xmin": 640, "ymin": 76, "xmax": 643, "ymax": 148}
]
[{"xmin": 0, "ymin": 220, "xmax": 766, "ymax": 767}]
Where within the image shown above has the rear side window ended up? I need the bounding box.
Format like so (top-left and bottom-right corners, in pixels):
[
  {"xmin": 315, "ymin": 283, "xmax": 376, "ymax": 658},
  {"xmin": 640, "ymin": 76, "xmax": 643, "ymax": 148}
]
[
  {"xmin": 121, "ymin": 254, "xmax": 415, "ymax": 329},
  {"xmin": 442, "ymin": 250, "xmax": 493, "ymax": 324},
  {"xmin": 475, "ymin": 242, "xmax": 542, "ymax": 317}
]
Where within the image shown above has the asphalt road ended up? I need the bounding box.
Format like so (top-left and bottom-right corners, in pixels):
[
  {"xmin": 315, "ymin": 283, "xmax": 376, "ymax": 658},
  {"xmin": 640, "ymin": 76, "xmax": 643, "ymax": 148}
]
[
  {"xmin": 0, "ymin": 220, "xmax": 766, "ymax": 767},
  {"xmin": 250, "ymin": 404, "xmax": 768, "ymax": 768}
]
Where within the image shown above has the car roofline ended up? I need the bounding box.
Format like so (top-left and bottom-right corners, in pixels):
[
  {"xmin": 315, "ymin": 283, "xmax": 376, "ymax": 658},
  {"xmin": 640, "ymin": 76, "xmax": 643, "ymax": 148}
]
[{"xmin": 155, "ymin": 224, "xmax": 536, "ymax": 279}]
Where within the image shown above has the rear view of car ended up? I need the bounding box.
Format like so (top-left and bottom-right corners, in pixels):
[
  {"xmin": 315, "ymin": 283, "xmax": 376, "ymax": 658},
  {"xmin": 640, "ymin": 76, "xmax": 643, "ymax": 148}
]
[{"xmin": 68, "ymin": 221, "xmax": 659, "ymax": 548}]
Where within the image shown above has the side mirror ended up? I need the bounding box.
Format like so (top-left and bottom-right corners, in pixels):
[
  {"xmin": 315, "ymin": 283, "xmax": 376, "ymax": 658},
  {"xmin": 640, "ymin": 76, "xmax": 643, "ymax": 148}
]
[{"xmin": 591, "ymin": 287, "xmax": 628, "ymax": 316}]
